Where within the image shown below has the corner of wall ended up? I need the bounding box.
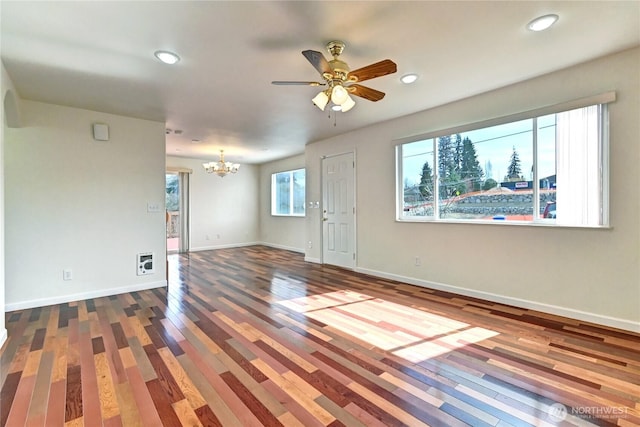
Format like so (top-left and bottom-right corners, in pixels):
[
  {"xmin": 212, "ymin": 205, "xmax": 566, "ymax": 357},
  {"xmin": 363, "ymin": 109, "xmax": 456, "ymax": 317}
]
[
  {"xmin": 0, "ymin": 329, "xmax": 7, "ymax": 349},
  {"xmin": 0, "ymin": 62, "xmax": 20, "ymax": 347}
]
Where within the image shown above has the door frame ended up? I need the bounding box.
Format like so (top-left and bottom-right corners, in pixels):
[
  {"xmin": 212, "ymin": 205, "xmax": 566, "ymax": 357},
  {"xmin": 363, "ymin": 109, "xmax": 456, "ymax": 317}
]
[
  {"xmin": 166, "ymin": 167, "xmax": 192, "ymax": 254},
  {"xmin": 321, "ymin": 150, "xmax": 356, "ymax": 269}
]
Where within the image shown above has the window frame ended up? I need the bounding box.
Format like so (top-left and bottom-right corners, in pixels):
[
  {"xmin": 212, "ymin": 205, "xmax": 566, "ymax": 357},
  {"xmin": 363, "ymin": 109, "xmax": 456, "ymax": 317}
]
[
  {"xmin": 395, "ymin": 92, "xmax": 614, "ymax": 228},
  {"xmin": 271, "ymin": 168, "xmax": 306, "ymax": 217}
]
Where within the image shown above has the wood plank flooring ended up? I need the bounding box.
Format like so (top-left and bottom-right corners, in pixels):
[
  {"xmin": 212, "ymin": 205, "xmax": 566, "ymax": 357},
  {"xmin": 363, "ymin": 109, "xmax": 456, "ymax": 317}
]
[{"xmin": 2, "ymin": 245, "xmax": 639, "ymax": 426}]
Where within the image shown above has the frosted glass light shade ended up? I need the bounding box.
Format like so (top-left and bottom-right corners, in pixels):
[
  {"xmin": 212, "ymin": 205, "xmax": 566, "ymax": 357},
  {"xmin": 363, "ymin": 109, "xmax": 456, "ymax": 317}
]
[
  {"xmin": 331, "ymin": 85, "xmax": 348, "ymax": 105},
  {"xmin": 340, "ymin": 95, "xmax": 355, "ymax": 112},
  {"xmin": 312, "ymin": 91, "xmax": 329, "ymax": 111}
]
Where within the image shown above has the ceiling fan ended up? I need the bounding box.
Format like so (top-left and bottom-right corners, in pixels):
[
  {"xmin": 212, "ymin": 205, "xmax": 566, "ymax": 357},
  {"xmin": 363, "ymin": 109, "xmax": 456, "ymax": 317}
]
[{"xmin": 272, "ymin": 41, "xmax": 397, "ymax": 112}]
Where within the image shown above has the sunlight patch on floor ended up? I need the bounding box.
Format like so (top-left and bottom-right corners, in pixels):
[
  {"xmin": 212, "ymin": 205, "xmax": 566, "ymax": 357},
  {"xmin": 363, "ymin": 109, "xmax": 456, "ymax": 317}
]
[{"xmin": 277, "ymin": 290, "xmax": 499, "ymax": 361}]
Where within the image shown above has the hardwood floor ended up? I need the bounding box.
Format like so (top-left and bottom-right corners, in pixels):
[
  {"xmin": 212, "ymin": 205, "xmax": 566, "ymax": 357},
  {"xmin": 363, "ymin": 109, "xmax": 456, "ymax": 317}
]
[{"xmin": 1, "ymin": 245, "xmax": 639, "ymax": 426}]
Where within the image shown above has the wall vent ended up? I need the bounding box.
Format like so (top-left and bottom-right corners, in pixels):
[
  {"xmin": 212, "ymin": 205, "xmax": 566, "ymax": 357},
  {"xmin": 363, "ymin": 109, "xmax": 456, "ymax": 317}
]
[{"xmin": 137, "ymin": 252, "xmax": 154, "ymax": 276}]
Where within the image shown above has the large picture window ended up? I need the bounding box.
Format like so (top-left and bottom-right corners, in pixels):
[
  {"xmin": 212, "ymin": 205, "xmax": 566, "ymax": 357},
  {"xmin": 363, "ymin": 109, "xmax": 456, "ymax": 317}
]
[
  {"xmin": 271, "ymin": 168, "xmax": 305, "ymax": 216},
  {"xmin": 397, "ymin": 97, "xmax": 611, "ymax": 227}
]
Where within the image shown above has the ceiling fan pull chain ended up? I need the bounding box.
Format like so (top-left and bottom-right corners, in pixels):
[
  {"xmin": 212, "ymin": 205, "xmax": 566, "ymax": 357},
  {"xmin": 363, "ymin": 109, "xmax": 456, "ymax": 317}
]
[{"xmin": 331, "ymin": 109, "xmax": 337, "ymax": 127}]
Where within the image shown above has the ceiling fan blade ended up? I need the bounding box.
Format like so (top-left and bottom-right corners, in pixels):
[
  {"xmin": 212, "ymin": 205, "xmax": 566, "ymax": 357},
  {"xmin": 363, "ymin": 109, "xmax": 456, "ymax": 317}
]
[
  {"xmin": 302, "ymin": 50, "xmax": 331, "ymax": 75},
  {"xmin": 348, "ymin": 59, "xmax": 397, "ymax": 83},
  {"xmin": 348, "ymin": 84, "xmax": 386, "ymax": 102},
  {"xmin": 272, "ymin": 81, "xmax": 324, "ymax": 86}
]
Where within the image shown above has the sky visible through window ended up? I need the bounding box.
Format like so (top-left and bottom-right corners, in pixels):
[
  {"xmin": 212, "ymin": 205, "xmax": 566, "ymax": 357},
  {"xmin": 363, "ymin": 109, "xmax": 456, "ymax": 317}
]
[{"xmin": 403, "ymin": 114, "xmax": 557, "ymax": 185}]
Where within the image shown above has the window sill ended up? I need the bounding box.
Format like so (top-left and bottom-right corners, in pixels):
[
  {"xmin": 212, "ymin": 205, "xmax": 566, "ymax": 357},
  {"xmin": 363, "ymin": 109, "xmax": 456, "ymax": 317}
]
[{"xmin": 396, "ymin": 217, "xmax": 611, "ymax": 230}]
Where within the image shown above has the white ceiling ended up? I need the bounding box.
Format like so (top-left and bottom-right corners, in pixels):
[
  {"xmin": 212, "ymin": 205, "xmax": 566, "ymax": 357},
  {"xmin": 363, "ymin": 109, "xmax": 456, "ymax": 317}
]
[{"xmin": 2, "ymin": 1, "xmax": 639, "ymax": 165}]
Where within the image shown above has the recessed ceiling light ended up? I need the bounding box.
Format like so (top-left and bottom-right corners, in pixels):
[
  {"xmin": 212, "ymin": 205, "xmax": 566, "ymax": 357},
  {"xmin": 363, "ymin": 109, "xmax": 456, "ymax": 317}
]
[
  {"xmin": 400, "ymin": 74, "xmax": 419, "ymax": 84},
  {"xmin": 154, "ymin": 50, "xmax": 180, "ymax": 65},
  {"xmin": 527, "ymin": 14, "xmax": 559, "ymax": 32},
  {"xmin": 191, "ymin": 139, "xmax": 201, "ymax": 144}
]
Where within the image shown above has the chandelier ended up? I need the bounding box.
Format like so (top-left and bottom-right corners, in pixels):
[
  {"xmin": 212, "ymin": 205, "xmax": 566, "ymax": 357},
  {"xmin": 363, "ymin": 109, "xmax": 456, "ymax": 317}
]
[{"xmin": 202, "ymin": 150, "xmax": 240, "ymax": 177}]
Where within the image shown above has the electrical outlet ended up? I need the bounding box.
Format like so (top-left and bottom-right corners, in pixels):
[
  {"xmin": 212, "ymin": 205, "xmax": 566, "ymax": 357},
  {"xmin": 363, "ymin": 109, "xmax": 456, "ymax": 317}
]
[
  {"xmin": 63, "ymin": 269, "xmax": 73, "ymax": 280},
  {"xmin": 414, "ymin": 257, "xmax": 421, "ymax": 266},
  {"xmin": 308, "ymin": 241, "xmax": 313, "ymax": 249}
]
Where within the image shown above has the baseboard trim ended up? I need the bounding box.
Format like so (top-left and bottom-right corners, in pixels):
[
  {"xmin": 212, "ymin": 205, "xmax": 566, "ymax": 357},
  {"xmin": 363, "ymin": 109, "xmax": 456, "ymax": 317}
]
[
  {"xmin": 259, "ymin": 242, "xmax": 305, "ymax": 253},
  {"xmin": 304, "ymin": 256, "xmax": 321, "ymax": 264},
  {"xmin": 191, "ymin": 241, "xmax": 306, "ymax": 254},
  {"xmin": 189, "ymin": 242, "xmax": 259, "ymax": 252},
  {"xmin": 4, "ymin": 280, "xmax": 167, "ymax": 312},
  {"xmin": 356, "ymin": 267, "xmax": 640, "ymax": 333},
  {"xmin": 0, "ymin": 328, "xmax": 7, "ymax": 349}
]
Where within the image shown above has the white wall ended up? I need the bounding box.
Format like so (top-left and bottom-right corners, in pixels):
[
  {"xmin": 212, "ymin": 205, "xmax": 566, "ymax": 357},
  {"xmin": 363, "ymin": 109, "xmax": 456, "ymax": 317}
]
[
  {"xmin": 0, "ymin": 62, "xmax": 20, "ymax": 346},
  {"xmin": 259, "ymin": 154, "xmax": 306, "ymax": 252},
  {"xmin": 166, "ymin": 156, "xmax": 259, "ymax": 251},
  {"xmin": 0, "ymin": 78, "xmax": 5, "ymax": 348},
  {"xmin": 166, "ymin": 153, "xmax": 305, "ymax": 253},
  {"xmin": 305, "ymin": 47, "xmax": 640, "ymax": 331},
  {"xmin": 5, "ymin": 101, "xmax": 167, "ymax": 310}
]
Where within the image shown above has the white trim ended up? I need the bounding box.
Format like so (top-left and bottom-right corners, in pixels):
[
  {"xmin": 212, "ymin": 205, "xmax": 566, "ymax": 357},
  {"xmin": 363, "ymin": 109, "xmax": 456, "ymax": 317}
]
[
  {"xmin": 5, "ymin": 280, "xmax": 167, "ymax": 312},
  {"xmin": 189, "ymin": 242, "xmax": 305, "ymax": 253},
  {"xmin": 166, "ymin": 166, "xmax": 193, "ymax": 174},
  {"xmin": 270, "ymin": 168, "xmax": 306, "ymax": 217},
  {"xmin": 259, "ymin": 242, "xmax": 305, "ymax": 253},
  {"xmin": 356, "ymin": 266, "xmax": 640, "ymax": 333},
  {"xmin": 304, "ymin": 256, "xmax": 322, "ymax": 264},
  {"xmin": 0, "ymin": 328, "xmax": 7, "ymax": 349},
  {"xmin": 189, "ymin": 242, "xmax": 260, "ymax": 252}
]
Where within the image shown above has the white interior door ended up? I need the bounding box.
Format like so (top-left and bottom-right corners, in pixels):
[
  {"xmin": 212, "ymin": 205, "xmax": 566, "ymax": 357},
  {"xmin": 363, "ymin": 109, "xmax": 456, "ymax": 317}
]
[{"xmin": 322, "ymin": 152, "xmax": 355, "ymax": 269}]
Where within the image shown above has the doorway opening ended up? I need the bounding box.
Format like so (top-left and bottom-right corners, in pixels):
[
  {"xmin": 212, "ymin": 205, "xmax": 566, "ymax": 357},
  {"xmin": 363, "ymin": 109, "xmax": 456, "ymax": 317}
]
[
  {"xmin": 166, "ymin": 173, "xmax": 180, "ymax": 252},
  {"xmin": 165, "ymin": 169, "xmax": 191, "ymax": 256}
]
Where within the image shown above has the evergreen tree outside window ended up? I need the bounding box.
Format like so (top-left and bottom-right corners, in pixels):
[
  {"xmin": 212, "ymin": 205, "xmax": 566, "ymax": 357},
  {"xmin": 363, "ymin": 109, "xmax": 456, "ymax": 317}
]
[
  {"xmin": 401, "ymin": 141, "xmax": 434, "ymax": 217},
  {"xmin": 419, "ymin": 161, "xmax": 434, "ymax": 200},
  {"xmin": 506, "ymin": 146, "xmax": 523, "ymax": 181},
  {"xmin": 271, "ymin": 169, "xmax": 306, "ymax": 216}
]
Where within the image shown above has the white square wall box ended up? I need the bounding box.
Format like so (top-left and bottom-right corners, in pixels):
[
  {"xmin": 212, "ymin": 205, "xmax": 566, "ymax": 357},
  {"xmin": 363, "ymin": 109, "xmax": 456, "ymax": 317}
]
[
  {"xmin": 93, "ymin": 123, "xmax": 109, "ymax": 141},
  {"xmin": 137, "ymin": 252, "xmax": 154, "ymax": 275}
]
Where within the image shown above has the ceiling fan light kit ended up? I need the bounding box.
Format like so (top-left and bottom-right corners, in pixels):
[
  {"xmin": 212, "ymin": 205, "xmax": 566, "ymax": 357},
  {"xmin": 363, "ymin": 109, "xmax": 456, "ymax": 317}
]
[
  {"xmin": 272, "ymin": 40, "xmax": 397, "ymax": 113},
  {"xmin": 331, "ymin": 85, "xmax": 349, "ymax": 105}
]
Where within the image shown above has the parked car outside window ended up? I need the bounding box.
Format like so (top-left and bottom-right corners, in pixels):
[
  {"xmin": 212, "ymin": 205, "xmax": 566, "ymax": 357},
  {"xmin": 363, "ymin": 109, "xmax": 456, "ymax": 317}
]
[{"xmin": 543, "ymin": 201, "xmax": 556, "ymax": 219}]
